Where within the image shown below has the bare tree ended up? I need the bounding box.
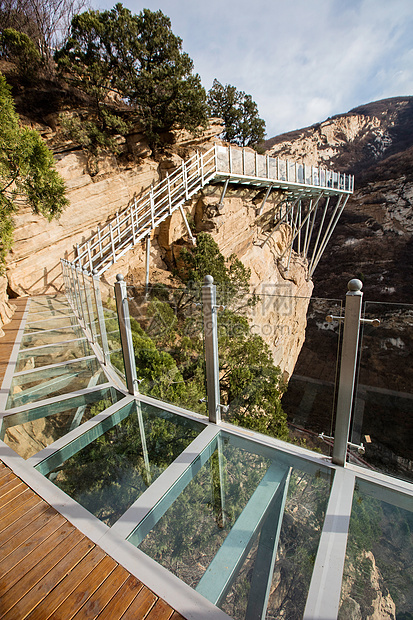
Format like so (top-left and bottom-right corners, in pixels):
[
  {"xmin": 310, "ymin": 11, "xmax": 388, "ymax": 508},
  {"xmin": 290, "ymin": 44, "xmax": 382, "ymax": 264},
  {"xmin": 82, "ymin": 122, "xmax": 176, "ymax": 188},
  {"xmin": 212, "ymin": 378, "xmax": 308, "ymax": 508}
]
[{"xmin": 0, "ymin": 0, "xmax": 89, "ymax": 60}]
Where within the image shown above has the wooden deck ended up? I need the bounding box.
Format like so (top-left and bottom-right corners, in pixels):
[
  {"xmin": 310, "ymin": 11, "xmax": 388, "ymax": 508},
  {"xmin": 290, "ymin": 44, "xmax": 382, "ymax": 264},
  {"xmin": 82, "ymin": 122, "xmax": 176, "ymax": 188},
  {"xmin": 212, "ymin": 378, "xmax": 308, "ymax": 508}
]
[
  {"xmin": 0, "ymin": 298, "xmax": 27, "ymax": 386},
  {"xmin": 0, "ymin": 298, "xmax": 186, "ymax": 620}
]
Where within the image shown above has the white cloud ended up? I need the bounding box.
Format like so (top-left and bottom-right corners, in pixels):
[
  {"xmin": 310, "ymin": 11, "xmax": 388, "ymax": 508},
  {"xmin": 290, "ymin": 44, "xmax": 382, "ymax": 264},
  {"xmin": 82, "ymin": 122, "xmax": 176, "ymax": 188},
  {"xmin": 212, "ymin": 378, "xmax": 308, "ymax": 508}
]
[{"xmin": 94, "ymin": 0, "xmax": 413, "ymax": 137}]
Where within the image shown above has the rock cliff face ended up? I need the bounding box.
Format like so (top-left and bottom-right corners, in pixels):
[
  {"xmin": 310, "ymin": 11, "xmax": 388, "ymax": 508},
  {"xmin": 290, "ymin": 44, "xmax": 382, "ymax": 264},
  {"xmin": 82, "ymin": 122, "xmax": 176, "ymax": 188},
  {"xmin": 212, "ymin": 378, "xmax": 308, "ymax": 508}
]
[
  {"xmin": 2, "ymin": 113, "xmax": 312, "ymax": 376},
  {"xmin": 264, "ymin": 96, "xmax": 413, "ymax": 301}
]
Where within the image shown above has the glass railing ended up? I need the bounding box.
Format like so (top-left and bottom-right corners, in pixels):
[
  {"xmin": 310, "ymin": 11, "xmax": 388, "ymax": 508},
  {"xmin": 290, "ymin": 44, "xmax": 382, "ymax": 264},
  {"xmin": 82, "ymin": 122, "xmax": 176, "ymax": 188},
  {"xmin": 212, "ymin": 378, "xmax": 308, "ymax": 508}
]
[
  {"xmin": 351, "ymin": 301, "xmax": 413, "ymax": 482},
  {"xmin": 282, "ymin": 297, "xmax": 344, "ymax": 456},
  {"xmin": 214, "ymin": 287, "xmax": 343, "ymax": 456},
  {"xmin": 126, "ymin": 284, "xmax": 207, "ymax": 415}
]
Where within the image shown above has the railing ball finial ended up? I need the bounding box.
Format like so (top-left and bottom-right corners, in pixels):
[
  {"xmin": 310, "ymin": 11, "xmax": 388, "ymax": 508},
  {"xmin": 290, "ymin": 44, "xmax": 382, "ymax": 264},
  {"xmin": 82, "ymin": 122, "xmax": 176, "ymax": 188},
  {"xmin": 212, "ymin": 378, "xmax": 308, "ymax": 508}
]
[
  {"xmin": 204, "ymin": 274, "xmax": 214, "ymax": 285},
  {"xmin": 116, "ymin": 274, "xmax": 124, "ymax": 282},
  {"xmin": 347, "ymin": 278, "xmax": 363, "ymax": 293}
]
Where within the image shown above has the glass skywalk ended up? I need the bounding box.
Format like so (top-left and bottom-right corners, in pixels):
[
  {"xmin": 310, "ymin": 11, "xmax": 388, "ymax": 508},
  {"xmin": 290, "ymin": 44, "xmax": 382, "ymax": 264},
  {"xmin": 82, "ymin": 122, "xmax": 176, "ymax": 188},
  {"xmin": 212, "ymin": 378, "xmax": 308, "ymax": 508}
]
[{"xmin": 0, "ymin": 292, "xmax": 412, "ymax": 620}]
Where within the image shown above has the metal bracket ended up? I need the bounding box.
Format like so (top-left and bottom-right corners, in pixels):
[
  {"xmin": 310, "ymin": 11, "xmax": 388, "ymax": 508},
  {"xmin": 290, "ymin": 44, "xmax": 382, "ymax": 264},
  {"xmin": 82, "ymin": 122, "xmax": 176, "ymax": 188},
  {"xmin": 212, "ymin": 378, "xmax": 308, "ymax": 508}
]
[{"xmin": 326, "ymin": 314, "xmax": 380, "ymax": 327}]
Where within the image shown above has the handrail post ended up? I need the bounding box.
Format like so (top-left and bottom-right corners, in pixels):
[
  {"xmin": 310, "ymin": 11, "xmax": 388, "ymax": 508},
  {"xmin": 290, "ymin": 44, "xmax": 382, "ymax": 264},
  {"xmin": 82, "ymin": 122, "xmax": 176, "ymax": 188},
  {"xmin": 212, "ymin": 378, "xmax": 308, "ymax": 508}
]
[
  {"xmin": 91, "ymin": 269, "xmax": 110, "ymax": 365},
  {"xmin": 332, "ymin": 279, "xmax": 363, "ymax": 466},
  {"xmin": 114, "ymin": 274, "xmax": 138, "ymax": 395},
  {"xmin": 202, "ymin": 275, "xmax": 221, "ymax": 424}
]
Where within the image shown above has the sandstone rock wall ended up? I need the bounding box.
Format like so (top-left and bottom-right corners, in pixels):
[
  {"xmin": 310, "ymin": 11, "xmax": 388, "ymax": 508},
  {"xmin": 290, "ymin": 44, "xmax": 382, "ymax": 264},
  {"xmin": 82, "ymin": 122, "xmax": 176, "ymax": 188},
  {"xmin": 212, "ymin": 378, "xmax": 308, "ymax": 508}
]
[{"xmin": 2, "ymin": 125, "xmax": 312, "ymax": 376}]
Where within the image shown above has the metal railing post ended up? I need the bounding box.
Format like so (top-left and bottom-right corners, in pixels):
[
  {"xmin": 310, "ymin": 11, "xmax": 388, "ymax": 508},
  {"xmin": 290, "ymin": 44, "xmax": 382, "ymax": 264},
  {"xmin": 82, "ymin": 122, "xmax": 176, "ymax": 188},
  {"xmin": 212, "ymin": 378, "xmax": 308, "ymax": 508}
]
[
  {"xmin": 91, "ymin": 269, "xmax": 110, "ymax": 365},
  {"xmin": 202, "ymin": 275, "xmax": 221, "ymax": 424},
  {"xmin": 114, "ymin": 274, "xmax": 138, "ymax": 395},
  {"xmin": 332, "ymin": 279, "xmax": 363, "ymax": 466}
]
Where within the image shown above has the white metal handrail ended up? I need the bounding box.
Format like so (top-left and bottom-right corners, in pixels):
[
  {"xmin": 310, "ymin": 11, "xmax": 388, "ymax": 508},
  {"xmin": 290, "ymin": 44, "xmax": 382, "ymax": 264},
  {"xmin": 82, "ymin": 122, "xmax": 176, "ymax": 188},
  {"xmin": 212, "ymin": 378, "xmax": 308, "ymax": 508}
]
[{"xmin": 72, "ymin": 144, "xmax": 354, "ymax": 276}]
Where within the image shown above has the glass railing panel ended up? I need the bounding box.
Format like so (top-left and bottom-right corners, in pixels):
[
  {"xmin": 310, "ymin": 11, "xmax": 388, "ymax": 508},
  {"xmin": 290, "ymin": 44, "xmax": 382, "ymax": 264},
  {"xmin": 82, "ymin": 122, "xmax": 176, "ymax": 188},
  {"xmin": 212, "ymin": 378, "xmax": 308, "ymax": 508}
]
[
  {"xmin": 214, "ymin": 287, "xmax": 342, "ymax": 455},
  {"xmin": 282, "ymin": 297, "xmax": 344, "ymax": 456},
  {"xmin": 1, "ymin": 386, "xmax": 124, "ymax": 459},
  {"xmin": 216, "ymin": 145, "xmax": 229, "ymax": 173},
  {"xmin": 41, "ymin": 401, "xmax": 205, "ymax": 527},
  {"xmin": 96, "ymin": 278, "xmax": 125, "ymax": 380},
  {"xmin": 340, "ymin": 479, "xmax": 413, "ymax": 619},
  {"xmin": 126, "ymin": 284, "xmax": 207, "ymax": 415},
  {"xmin": 257, "ymin": 153, "xmax": 266, "ymax": 177},
  {"xmin": 244, "ymin": 149, "xmax": 256, "ymax": 176},
  {"xmin": 231, "ymin": 148, "xmax": 243, "ymax": 175},
  {"xmin": 135, "ymin": 430, "xmax": 332, "ymax": 620},
  {"xmin": 15, "ymin": 339, "xmax": 93, "ymax": 372},
  {"xmin": 6, "ymin": 357, "xmax": 107, "ymax": 409},
  {"xmin": 20, "ymin": 325, "xmax": 84, "ymax": 349},
  {"xmin": 351, "ymin": 301, "xmax": 413, "ymax": 481}
]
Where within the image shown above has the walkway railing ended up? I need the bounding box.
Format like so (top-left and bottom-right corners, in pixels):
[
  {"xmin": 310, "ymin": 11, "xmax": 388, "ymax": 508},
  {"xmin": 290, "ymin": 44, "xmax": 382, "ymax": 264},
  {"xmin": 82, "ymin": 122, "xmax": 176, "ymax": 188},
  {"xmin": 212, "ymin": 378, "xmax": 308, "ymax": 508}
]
[{"xmin": 72, "ymin": 144, "xmax": 354, "ymax": 278}]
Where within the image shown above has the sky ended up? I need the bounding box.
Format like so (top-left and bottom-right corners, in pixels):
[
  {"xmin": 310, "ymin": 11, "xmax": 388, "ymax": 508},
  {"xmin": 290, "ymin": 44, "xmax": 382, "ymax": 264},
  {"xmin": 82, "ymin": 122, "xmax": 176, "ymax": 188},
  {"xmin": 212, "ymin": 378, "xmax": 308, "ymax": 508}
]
[{"xmin": 93, "ymin": 0, "xmax": 413, "ymax": 139}]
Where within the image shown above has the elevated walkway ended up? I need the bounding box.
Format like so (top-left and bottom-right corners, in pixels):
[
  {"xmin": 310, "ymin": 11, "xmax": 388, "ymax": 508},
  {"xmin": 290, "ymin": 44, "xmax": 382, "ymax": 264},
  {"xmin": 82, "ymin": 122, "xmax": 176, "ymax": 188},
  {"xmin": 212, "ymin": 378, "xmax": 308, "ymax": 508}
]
[
  {"xmin": 0, "ymin": 297, "xmax": 185, "ymax": 619},
  {"xmin": 72, "ymin": 144, "xmax": 354, "ymax": 279}
]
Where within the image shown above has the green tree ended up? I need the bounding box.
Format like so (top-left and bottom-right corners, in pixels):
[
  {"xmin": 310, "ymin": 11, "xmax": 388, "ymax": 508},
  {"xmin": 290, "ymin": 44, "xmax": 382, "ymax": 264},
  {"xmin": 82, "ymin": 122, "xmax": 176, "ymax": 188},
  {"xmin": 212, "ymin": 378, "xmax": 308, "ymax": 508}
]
[
  {"xmin": 207, "ymin": 78, "xmax": 266, "ymax": 148},
  {"xmin": 0, "ymin": 28, "xmax": 41, "ymax": 80},
  {"xmin": 0, "ymin": 72, "xmax": 68, "ymax": 266},
  {"xmin": 150, "ymin": 233, "xmax": 288, "ymax": 438},
  {"xmin": 56, "ymin": 3, "xmax": 208, "ymax": 151}
]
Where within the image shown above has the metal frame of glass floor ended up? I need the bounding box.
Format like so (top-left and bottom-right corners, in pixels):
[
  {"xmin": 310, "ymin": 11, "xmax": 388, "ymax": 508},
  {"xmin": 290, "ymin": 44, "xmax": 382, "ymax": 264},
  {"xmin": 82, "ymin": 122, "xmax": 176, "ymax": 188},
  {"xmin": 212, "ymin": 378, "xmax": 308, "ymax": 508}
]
[{"xmin": 0, "ymin": 294, "xmax": 412, "ymax": 620}]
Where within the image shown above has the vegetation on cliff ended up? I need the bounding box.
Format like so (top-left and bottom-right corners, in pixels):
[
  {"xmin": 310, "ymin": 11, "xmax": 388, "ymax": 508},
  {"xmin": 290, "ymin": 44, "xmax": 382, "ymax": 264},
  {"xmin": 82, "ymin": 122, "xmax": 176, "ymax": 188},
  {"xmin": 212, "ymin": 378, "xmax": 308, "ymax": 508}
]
[
  {"xmin": 207, "ymin": 78, "xmax": 266, "ymax": 148},
  {"xmin": 0, "ymin": 72, "xmax": 67, "ymax": 267},
  {"xmin": 55, "ymin": 3, "xmax": 209, "ymax": 151},
  {"xmin": 115, "ymin": 233, "xmax": 289, "ymax": 440}
]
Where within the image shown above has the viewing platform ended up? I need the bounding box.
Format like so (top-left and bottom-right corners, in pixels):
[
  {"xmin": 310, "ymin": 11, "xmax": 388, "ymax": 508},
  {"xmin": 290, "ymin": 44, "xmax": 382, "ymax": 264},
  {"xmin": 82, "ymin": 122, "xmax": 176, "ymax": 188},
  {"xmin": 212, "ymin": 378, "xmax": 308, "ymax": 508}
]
[
  {"xmin": 1, "ymin": 277, "xmax": 411, "ymax": 620},
  {"xmin": 72, "ymin": 145, "xmax": 354, "ymax": 280}
]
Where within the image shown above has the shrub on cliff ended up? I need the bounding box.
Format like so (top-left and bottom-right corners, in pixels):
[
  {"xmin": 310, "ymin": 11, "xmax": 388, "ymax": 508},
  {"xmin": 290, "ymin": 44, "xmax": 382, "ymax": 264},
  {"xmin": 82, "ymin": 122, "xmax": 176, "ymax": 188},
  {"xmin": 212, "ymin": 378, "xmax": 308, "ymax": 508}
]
[
  {"xmin": 55, "ymin": 3, "xmax": 208, "ymax": 151},
  {"xmin": 207, "ymin": 79, "xmax": 266, "ymax": 149},
  {"xmin": 0, "ymin": 72, "xmax": 68, "ymax": 267}
]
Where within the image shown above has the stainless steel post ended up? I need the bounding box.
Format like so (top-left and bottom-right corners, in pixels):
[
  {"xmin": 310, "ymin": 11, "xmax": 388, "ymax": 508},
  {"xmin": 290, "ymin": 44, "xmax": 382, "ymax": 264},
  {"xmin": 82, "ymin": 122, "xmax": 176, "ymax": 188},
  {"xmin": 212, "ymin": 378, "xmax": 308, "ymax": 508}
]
[
  {"xmin": 202, "ymin": 275, "xmax": 221, "ymax": 424},
  {"xmin": 332, "ymin": 279, "xmax": 363, "ymax": 466},
  {"xmin": 91, "ymin": 270, "xmax": 110, "ymax": 365},
  {"xmin": 114, "ymin": 274, "xmax": 138, "ymax": 395}
]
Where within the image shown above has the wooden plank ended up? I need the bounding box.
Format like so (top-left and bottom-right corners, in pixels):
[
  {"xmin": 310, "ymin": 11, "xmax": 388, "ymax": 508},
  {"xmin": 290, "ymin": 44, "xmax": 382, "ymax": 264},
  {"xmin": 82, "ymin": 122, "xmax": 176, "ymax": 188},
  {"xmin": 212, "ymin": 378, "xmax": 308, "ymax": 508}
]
[
  {"xmin": 49, "ymin": 554, "xmax": 118, "ymax": 619},
  {"xmin": 170, "ymin": 613, "xmax": 186, "ymax": 620},
  {"xmin": 0, "ymin": 469, "xmax": 15, "ymax": 484},
  {"xmin": 0, "ymin": 298, "xmax": 27, "ymax": 385},
  {"xmin": 0, "ymin": 503, "xmax": 56, "ymax": 559},
  {"xmin": 25, "ymin": 546, "xmax": 107, "ymax": 620},
  {"xmin": 0, "ymin": 475, "xmax": 24, "ymax": 498},
  {"xmin": 70, "ymin": 564, "xmax": 130, "ymax": 619},
  {"xmin": 121, "ymin": 586, "xmax": 157, "ymax": 619},
  {"xmin": 1, "ymin": 479, "xmax": 27, "ymax": 506},
  {"xmin": 146, "ymin": 598, "xmax": 174, "ymax": 620},
  {"xmin": 2, "ymin": 536, "xmax": 93, "ymax": 620},
  {"xmin": 95, "ymin": 575, "xmax": 144, "ymax": 620},
  {"xmin": 0, "ymin": 520, "xmax": 73, "ymax": 594},
  {"xmin": 0, "ymin": 489, "xmax": 41, "ymax": 533},
  {"xmin": 0, "ymin": 526, "xmax": 84, "ymax": 615}
]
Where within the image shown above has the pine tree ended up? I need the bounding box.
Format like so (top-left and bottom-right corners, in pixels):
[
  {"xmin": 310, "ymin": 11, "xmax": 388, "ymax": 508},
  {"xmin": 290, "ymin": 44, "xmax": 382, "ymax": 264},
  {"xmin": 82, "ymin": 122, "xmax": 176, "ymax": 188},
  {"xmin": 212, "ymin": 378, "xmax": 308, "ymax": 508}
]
[{"xmin": 208, "ymin": 79, "xmax": 266, "ymax": 148}]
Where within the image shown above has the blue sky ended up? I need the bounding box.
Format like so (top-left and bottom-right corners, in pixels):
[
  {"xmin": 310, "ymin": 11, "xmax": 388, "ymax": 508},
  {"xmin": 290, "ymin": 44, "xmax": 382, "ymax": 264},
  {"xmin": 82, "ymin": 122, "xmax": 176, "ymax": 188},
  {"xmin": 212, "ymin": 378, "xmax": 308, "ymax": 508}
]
[{"xmin": 93, "ymin": 0, "xmax": 413, "ymax": 138}]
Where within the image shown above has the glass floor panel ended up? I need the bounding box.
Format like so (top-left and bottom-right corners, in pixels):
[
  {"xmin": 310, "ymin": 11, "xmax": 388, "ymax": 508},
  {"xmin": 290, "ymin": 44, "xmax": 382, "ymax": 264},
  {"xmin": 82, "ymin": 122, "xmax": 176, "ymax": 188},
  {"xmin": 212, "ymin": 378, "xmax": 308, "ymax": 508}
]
[
  {"xmin": 28, "ymin": 308, "xmax": 75, "ymax": 321},
  {"xmin": 6, "ymin": 357, "xmax": 107, "ymax": 409},
  {"xmin": 20, "ymin": 325, "xmax": 84, "ymax": 349},
  {"xmin": 15, "ymin": 339, "xmax": 93, "ymax": 372},
  {"xmin": 2, "ymin": 386, "xmax": 124, "ymax": 459},
  {"xmin": 25, "ymin": 316, "xmax": 77, "ymax": 332},
  {"xmin": 340, "ymin": 481, "xmax": 413, "ymax": 619},
  {"xmin": 29, "ymin": 299, "xmax": 70, "ymax": 311},
  {"xmin": 40, "ymin": 402, "xmax": 205, "ymax": 527},
  {"xmin": 134, "ymin": 431, "xmax": 332, "ymax": 620}
]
